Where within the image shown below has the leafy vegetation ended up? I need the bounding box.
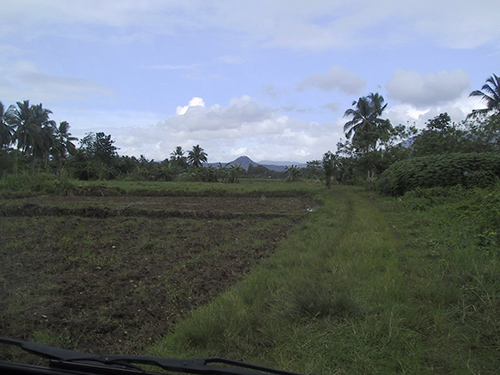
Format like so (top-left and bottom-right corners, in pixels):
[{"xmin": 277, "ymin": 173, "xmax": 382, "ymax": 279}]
[{"xmin": 377, "ymin": 152, "xmax": 500, "ymax": 196}]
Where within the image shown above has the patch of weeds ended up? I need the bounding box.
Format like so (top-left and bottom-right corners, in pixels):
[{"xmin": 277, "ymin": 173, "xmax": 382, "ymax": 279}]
[{"xmin": 285, "ymin": 277, "xmax": 360, "ymax": 321}]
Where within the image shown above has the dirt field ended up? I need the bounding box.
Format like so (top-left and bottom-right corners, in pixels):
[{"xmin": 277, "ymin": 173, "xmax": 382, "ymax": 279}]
[{"xmin": 0, "ymin": 194, "xmax": 316, "ymax": 355}]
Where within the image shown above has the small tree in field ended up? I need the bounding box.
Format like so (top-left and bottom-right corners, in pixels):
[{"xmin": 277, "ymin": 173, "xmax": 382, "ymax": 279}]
[{"xmin": 285, "ymin": 165, "xmax": 301, "ymax": 182}]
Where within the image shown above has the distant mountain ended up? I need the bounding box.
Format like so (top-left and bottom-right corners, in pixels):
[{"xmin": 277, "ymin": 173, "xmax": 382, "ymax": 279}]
[
  {"xmin": 228, "ymin": 156, "xmax": 260, "ymax": 170},
  {"xmin": 205, "ymin": 156, "xmax": 258, "ymax": 170},
  {"xmin": 205, "ymin": 156, "xmax": 307, "ymax": 172},
  {"xmin": 205, "ymin": 156, "xmax": 259, "ymax": 170}
]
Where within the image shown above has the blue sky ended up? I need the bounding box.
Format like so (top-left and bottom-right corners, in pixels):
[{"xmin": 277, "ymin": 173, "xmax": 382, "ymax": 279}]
[{"xmin": 1, "ymin": 0, "xmax": 499, "ymax": 163}]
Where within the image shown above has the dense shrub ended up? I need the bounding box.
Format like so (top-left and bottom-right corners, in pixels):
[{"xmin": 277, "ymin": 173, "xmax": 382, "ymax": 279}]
[
  {"xmin": 0, "ymin": 172, "xmax": 75, "ymax": 197},
  {"xmin": 378, "ymin": 152, "xmax": 500, "ymax": 196}
]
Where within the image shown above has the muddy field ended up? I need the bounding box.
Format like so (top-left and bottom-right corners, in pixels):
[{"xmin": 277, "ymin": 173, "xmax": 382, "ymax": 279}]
[{"xmin": 0, "ymin": 194, "xmax": 316, "ymax": 356}]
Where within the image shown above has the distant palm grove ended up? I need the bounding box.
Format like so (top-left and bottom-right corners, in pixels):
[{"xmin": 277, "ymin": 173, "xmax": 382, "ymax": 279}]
[{"xmin": 1, "ymin": 73, "xmax": 499, "ymax": 189}]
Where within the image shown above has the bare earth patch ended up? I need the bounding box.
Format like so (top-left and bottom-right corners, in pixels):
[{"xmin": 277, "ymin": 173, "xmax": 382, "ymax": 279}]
[{"xmin": 0, "ymin": 195, "xmax": 315, "ymax": 355}]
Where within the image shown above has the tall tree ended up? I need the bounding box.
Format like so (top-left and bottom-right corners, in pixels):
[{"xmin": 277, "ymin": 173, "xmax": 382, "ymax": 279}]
[
  {"xmin": 6, "ymin": 100, "xmax": 56, "ymax": 165},
  {"xmin": 469, "ymin": 73, "xmax": 500, "ymax": 117},
  {"xmin": 187, "ymin": 144, "xmax": 208, "ymax": 168},
  {"xmin": 55, "ymin": 121, "xmax": 77, "ymax": 156},
  {"xmin": 343, "ymin": 93, "xmax": 392, "ymax": 153},
  {"xmin": 79, "ymin": 132, "xmax": 117, "ymax": 163},
  {"xmin": 0, "ymin": 101, "xmax": 13, "ymax": 148},
  {"xmin": 52, "ymin": 121, "xmax": 78, "ymax": 170},
  {"xmin": 170, "ymin": 146, "xmax": 187, "ymax": 167}
]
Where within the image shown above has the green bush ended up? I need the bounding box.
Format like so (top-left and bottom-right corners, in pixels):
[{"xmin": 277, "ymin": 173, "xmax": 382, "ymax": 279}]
[{"xmin": 378, "ymin": 153, "xmax": 500, "ymax": 196}]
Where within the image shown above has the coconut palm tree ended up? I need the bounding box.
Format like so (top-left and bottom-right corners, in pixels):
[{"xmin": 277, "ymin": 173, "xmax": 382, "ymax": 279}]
[
  {"xmin": 469, "ymin": 73, "xmax": 500, "ymax": 117},
  {"xmin": 170, "ymin": 146, "xmax": 186, "ymax": 167},
  {"xmin": 6, "ymin": 101, "xmax": 54, "ymax": 157},
  {"xmin": 0, "ymin": 101, "xmax": 13, "ymax": 148},
  {"xmin": 54, "ymin": 121, "xmax": 77, "ymax": 156},
  {"xmin": 343, "ymin": 93, "xmax": 391, "ymax": 153},
  {"xmin": 27, "ymin": 103, "xmax": 56, "ymax": 166},
  {"xmin": 187, "ymin": 144, "xmax": 208, "ymax": 168},
  {"xmin": 52, "ymin": 121, "xmax": 78, "ymax": 170},
  {"xmin": 6, "ymin": 100, "xmax": 58, "ymax": 169}
]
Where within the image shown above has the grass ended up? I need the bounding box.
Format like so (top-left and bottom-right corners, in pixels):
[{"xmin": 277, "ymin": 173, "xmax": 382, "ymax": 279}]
[
  {"xmin": 148, "ymin": 185, "xmax": 500, "ymax": 374},
  {"xmin": 83, "ymin": 178, "xmax": 323, "ymax": 197},
  {"xmin": 0, "ymin": 172, "xmax": 323, "ymax": 198}
]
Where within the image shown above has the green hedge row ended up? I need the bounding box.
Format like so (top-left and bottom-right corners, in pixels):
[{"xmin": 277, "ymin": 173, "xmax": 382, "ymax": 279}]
[{"xmin": 377, "ymin": 153, "xmax": 500, "ymax": 196}]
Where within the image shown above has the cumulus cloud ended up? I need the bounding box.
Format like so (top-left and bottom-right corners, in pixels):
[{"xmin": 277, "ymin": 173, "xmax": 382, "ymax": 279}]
[
  {"xmin": 96, "ymin": 96, "xmax": 339, "ymax": 162},
  {"xmin": 297, "ymin": 66, "xmax": 366, "ymax": 95},
  {"xmin": 386, "ymin": 69, "xmax": 470, "ymax": 108},
  {"xmin": 384, "ymin": 94, "xmax": 484, "ymax": 131},
  {"xmin": 176, "ymin": 97, "xmax": 205, "ymax": 115},
  {"xmin": 166, "ymin": 96, "xmax": 277, "ymax": 133}
]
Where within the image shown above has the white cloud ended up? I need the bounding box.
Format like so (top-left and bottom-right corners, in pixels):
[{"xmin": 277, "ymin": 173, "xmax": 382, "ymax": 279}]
[
  {"xmin": 386, "ymin": 69, "xmax": 470, "ymax": 108},
  {"xmin": 297, "ymin": 66, "xmax": 366, "ymax": 95},
  {"xmin": 176, "ymin": 97, "xmax": 205, "ymax": 115},
  {"xmin": 385, "ymin": 94, "xmax": 485, "ymax": 130},
  {"xmin": 61, "ymin": 96, "xmax": 340, "ymax": 163}
]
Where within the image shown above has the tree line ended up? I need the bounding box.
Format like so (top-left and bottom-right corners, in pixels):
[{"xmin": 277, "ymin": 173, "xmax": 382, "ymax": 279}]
[
  {"xmin": 0, "ymin": 102, "xmax": 256, "ymax": 182},
  {"xmin": 2, "ymin": 73, "xmax": 499, "ymax": 186},
  {"xmin": 313, "ymin": 73, "xmax": 500, "ymax": 189}
]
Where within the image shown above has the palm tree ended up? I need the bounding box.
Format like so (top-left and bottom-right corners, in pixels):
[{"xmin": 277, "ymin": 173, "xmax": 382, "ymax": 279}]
[
  {"xmin": 170, "ymin": 146, "xmax": 186, "ymax": 167},
  {"xmin": 54, "ymin": 121, "xmax": 77, "ymax": 155},
  {"xmin": 469, "ymin": 73, "xmax": 500, "ymax": 117},
  {"xmin": 343, "ymin": 93, "xmax": 391, "ymax": 153},
  {"xmin": 52, "ymin": 121, "xmax": 78, "ymax": 170},
  {"xmin": 28, "ymin": 103, "xmax": 56, "ymax": 166},
  {"xmin": 6, "ymin": 101, "xmax": 54, "ymax": 157},
  {"xmin": 187, "ymin": 144, "xmax": 208, "ymax": 168},
  {"xmin": 0, "ymin": 101, "xmax": 13, "ymax": 148},
  {"xmin": 6, "ymin": 100, "xmax": 58, "ymax": 169}
]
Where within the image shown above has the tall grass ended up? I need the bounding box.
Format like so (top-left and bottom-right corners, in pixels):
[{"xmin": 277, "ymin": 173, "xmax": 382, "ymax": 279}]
[
  {"xmin": 0, "ymin": 172, "xmax": 74, "ymax": 197},
  {"xmin": 148, "ymin": 185, "xmax": 500, "ymax": 374}
]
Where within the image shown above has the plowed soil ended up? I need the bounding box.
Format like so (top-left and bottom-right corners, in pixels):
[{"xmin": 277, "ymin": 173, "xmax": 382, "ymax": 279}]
[{"xmin": 0, "ymin": 194, "xmax": 316, "ymax": 356}]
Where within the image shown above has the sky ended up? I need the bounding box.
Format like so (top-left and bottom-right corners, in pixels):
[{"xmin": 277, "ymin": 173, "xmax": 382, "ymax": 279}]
[{"xmin": 0, "ymin": 0, "xmax": 499, "ymax": 163}]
